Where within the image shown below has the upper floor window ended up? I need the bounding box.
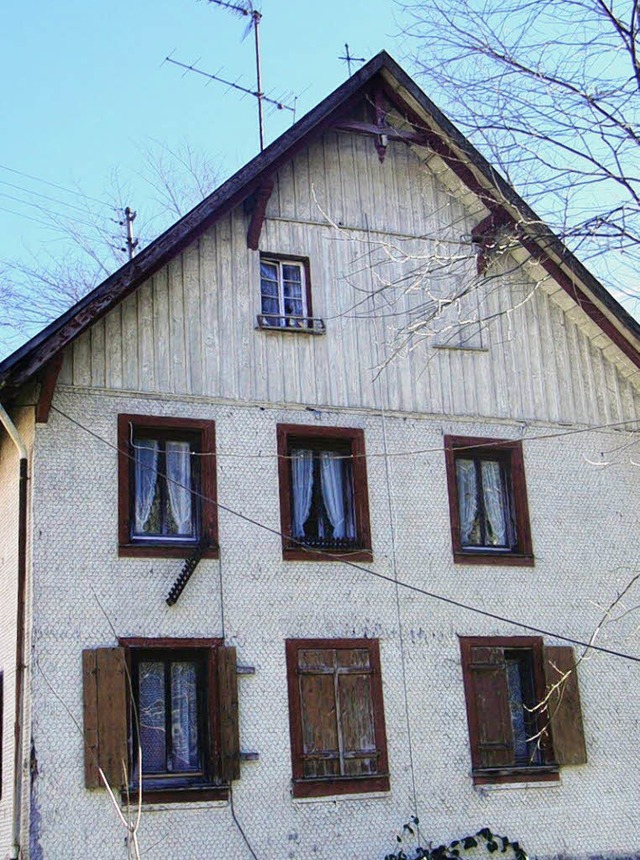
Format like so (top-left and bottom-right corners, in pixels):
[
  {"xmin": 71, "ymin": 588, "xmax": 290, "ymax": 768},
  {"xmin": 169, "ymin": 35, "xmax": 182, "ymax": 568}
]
[
  {"xmin": 118, "ymin": 415, "xmax": 218, "ymax": 558},
  {"xmin": 444, "ymin": 436, "xmax": 533, "ymax": 565},
  {"xmin": 257, "ymin": 255, "xmax": 325, "ymax": 333},
  {"xmin": 277, "ymin": 425, "xmax": 372, "ymax": 561}
]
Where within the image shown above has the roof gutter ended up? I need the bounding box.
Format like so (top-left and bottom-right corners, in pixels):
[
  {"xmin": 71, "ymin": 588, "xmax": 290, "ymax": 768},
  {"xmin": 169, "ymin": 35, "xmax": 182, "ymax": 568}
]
[{"xmin": 0, "ymin": 402, "xmax": 28, "ymax": 860}]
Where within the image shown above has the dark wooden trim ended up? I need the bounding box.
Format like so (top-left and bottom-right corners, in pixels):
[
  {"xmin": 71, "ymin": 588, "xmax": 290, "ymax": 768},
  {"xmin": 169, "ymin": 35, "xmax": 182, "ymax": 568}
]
[
  {"xmin": 119, "ymin": 637, "xmax": 223, "ymax": 649},
  {"xmin": 460, "ymin": 636, "xmax": 556, "ymax": 784},
  {"xmin": 122, "ymin": 786, "xmax": 229, "ymax": 804},
  {"xmin": 259, "ymin": 253, "xmax": 313, "ymax": 318},
  {"xmin": 444, "ymin": 435, "xmax": 534, "ymax": 565},
  {"xmin": 276, "ymin": 424, "xmax": 372, "ymax": 560},
  {"xmin": 285, "ymin": 638, "xmax": 389, "ymax": 798},
  {"xmin": 333, "ymin": 119, "xmax": 426, "ymax": 145},
  {"xmin": 473, "ymin": 770, "xmax": 559, "ymax": 786},
  {"xmin": 35, "ymin": 354, "xmax": 63, "ymax": 423},
  {"xmin": 117, "ymin": 414, "xmax": 218, "ymax": 558},
  {"xmin": 247, "ymin": 178, "xmax": 275, "ymax": 250},
  {"xmin": 119, "ymin": 638, "xmax": 227, "ymax": 801}
]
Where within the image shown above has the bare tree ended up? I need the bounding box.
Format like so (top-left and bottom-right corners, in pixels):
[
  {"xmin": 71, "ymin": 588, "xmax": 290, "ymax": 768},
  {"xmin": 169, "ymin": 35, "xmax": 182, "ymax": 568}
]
[
  {"xmin": 0, "ymin": 141, "xmax": 223, "ymax": 355},
  {"xmin": 399, "ymin": 0, "xmax": 640, "ymax": 311}
]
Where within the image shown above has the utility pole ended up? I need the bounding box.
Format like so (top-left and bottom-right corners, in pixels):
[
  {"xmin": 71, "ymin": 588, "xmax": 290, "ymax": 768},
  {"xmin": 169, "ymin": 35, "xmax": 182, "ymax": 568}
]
[
  {"xmin": 120, "ymin": 207, "xmax": 139, "ymax": 260},
  {"xmin": 252, "ymin": 8, "xmax": 265, "ymax": 150}
]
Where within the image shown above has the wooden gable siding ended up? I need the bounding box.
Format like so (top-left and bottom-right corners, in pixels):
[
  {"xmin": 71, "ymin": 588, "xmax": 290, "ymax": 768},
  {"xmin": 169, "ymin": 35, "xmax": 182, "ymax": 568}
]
[{"xmin": 59, "ymin": 132, "xmax": 640, "ymax": 427}]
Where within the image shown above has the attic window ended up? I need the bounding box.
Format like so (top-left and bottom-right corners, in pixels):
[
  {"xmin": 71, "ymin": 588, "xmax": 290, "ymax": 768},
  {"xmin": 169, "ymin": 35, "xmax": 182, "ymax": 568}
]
[{"xmin": 257, "ymin": 255, "xmax": 325, "ymax": 333}]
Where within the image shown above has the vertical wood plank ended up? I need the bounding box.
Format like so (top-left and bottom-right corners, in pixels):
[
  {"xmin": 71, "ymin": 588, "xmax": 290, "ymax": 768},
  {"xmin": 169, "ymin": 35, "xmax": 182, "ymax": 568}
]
[
  {"xmin": 95, "ymin": 647, "xmax": 128, "ymax": 789},
  {"xmin": 82, "ymin": 649, "xmax": 100, "ymax": 788},
  {"xmin": 217, "ymin": 646, "xmax": 240, "ymax": 782},
  {"xmin": 544, "ymin": 646, "xmax": 587, "ymax": 766}
]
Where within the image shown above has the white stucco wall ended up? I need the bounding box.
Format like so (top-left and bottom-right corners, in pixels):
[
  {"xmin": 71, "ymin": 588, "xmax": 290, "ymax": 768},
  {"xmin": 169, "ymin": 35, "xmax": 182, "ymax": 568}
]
[
  {"xmin": 23, "ymin": 386, "xmax": 640, "ymax": 860},
  {"xmin": 0, "ymin": 407, "xmax": 34, "ymax": 860}
]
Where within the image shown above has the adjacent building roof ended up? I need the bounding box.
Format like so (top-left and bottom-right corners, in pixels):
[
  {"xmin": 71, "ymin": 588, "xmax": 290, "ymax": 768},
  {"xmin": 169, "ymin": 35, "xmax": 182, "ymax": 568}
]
[{"xmin": 1, "ymin": 50, "xmax": 639, "ymax": 398}]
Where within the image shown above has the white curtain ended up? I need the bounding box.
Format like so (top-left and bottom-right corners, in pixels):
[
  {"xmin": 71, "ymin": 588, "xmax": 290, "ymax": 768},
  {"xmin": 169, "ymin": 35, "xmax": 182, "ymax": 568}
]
[
  {"xmin": 291, "ymin": 449, "xmax": 314, "ymax": 538},
  {"xmin": 138, "ymin": 660, "xmax": 166, "ymax": 775},
  {"xmin": 481, "ymin": 460, "xmax": 508, "ymax": 546},
  {"xmin": 135, "ymin": 440, "xmax": 159, "ymax": 534},
  {"xmin": 166, "ymin": 441, "xmax": 193, "ymax": 535},
  {"xmin": 170, "ymin": 662, "xmax": 199, "ymax": 772},
  {"xmin": 320, "ymin": 452, "xmax": 357, "ymax": 540},
  {"xmin": 455, "ymin": 459, "xmax": 477, "ymax": 545}
]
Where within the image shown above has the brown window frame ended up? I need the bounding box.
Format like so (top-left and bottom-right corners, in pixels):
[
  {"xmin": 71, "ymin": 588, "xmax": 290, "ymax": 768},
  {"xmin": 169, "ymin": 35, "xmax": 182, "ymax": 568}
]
[
  {"xmin": 276, "ymin": 424, "xmax": 372, "ymax": 561},
  {"xmin": 286, "ymin": 638, "xmax": 389, "ymax": 798},
  {"xmin": 118, "ymin": 415, "xmax": 218, "ymax": 558},
  {"xmin": 460, "ymin": 636, "xmax": 558, "ymax": 785},
  {"xmin": 120, "ymin": 638, "xmax": 229, "ymax": 803},
  {"xmin": 444, "ymin": 436, "xmax": 533, "ymax": 566}
]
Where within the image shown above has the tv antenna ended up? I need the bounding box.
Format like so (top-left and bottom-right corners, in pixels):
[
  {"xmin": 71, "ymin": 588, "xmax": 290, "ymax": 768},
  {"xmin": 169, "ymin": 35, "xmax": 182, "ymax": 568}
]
[
  {"xmin": 166, "ymin": 0, "xmax": 295, "ymax": 151},
  {"xmin": 339, "ymin": 43, "xmax": 365, "ymax": 77}
]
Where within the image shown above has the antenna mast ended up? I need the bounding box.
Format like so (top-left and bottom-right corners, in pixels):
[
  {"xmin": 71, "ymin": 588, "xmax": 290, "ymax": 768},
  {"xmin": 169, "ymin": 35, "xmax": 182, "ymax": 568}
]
[
  {"xmin": 119, "ymin": 206, "xmax": 139, "ymax": 260},
  {"xmin": 209, "ymin": 0, "xmax": 265, "ymax": 150}
]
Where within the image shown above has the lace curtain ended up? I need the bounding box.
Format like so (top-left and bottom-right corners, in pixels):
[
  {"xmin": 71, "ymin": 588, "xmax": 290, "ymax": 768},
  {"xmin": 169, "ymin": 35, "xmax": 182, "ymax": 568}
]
[
  {"xmin": 481, "ymin": 460, "xmax": 508, "ymax": 546},
  {"xmin": 320, "ymin": 452, "xmax": 355, "ymax": 539},
  {"xmin": 455, "ymin": 459, "xmax": 477, "ymax": 545},
  {"xmin": 166, "ymin": 441, "xmax": 193, "ymax": 535},
  {"xmin": 134, "ymin": 440, "xmax": 159, "ymax": 533},
  {"xmin": 291, "ymin": 449, "xmax": 314, "ymax": 537}
]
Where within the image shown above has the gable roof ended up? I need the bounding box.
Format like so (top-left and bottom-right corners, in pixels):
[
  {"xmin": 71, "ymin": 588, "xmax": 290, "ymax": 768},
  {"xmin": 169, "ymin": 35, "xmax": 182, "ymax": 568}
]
[{"xmin": 2, "ymin": 50, "xmax": 639, "ymax": 398}]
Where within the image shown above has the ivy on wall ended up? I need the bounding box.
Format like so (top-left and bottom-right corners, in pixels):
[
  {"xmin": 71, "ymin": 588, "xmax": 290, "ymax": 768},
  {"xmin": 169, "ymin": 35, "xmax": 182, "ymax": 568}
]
[{"xmin": 385, "ymin": 820, "xmax": 528, "ymax": 860}]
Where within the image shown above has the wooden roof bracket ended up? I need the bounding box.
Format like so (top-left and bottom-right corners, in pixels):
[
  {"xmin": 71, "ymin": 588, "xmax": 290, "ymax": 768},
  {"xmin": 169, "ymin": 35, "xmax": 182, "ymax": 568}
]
[
  {"xmin": 35, "ymin": 353, "xmax": 63, "ymax": 424},
  {"xmin": 471, "ymin": 209, "xmax": 514, "ymax": 275},
  {"xmin": 246, "ymin": 177, "xmax": 275, "ymax": 251}
]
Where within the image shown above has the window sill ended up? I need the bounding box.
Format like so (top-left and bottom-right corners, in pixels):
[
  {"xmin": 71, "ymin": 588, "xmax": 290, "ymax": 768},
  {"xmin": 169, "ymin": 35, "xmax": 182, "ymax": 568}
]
[
  {"xmin": 453, "ymin": 550, "xmax": 534, "ymax": 567},
  {"xmin": 256, "ymin": 316, "xmax": 326, "ymax": 334},
  {"xmin": 122, "ymin": 785, "xmax": 229, "ymax": 804},
  {"xmin": 283, "ymin": 546, "xmax": 373, "ymax": 563},
  {"xmin": 291, "ymin": 774, "xmax": 390, "ymax": 798},
  {"xmin": 472, "ymin": 766, "xmax": 559, "ymax": 786},
  {"xmin": 118, "ymin": 543, "xmax": 219, "ymax": 560}
]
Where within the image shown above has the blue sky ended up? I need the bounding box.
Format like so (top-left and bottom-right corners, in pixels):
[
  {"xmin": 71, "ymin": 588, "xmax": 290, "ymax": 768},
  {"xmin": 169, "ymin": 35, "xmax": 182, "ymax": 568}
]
[{"xmin": 1, "ymin": 1, "xmax": 406, "ymax": 261}]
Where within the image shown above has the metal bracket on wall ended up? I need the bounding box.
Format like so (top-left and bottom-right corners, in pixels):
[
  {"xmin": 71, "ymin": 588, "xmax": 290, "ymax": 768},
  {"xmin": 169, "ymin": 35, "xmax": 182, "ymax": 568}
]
[{"xmin": 166, "ymin": 537, "xmax": 209, "ymax": 606}]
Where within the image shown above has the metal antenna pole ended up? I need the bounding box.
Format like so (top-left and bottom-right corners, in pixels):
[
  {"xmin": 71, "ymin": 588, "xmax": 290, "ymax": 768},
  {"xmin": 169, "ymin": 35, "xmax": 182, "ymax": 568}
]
[
  {"xmin": 252, "ymin": 10, "xmax": 265, "ymax": 150},
  {"xmin": 120, "ymin": 206, "xmax": 139, "ymax": 260}
]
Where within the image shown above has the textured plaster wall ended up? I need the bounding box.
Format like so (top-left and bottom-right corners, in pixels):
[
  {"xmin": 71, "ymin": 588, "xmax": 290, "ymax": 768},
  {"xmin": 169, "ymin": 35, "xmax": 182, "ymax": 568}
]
[
  {"xmin": 0, "ymin": 407, "xmax": 34, "ymax": 860},
  {"xmin": 23, "ymin": 386, "xmax": 640, "ymax": 860}
]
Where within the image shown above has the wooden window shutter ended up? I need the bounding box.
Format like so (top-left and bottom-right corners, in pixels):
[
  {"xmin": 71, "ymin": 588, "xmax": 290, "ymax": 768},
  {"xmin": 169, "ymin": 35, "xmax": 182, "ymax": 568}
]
[
  {"xmin": 82, "ymin": 648, "xmax": 128, "ymax": 789},
  {"xmin": 543, "ymin": 646, "xmax": 587, "ymax": 765},
  {"xmin": 463, "ymin": 644, "xmax": 514, "ymax": 769},
  {"xmin": 217, "ymin": 645, "xmax": 240, "ymax": 782}
]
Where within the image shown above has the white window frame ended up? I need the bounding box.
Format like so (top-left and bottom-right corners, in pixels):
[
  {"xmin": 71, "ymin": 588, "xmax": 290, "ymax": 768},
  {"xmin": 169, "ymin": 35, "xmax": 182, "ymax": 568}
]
[{"xmin": 260, "ymin": 257, "xmax": 309, "ymax": 326}]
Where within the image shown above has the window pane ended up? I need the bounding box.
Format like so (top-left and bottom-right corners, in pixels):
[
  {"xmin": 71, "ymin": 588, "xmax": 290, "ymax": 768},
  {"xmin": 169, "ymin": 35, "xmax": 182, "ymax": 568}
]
[
  {"xmin": 282, "ymin": 264, "xmax": 302, "ymax": 283},
  {"xmin": 505, "ymin": 652, "xmax": 541, "ymax": 766},
  {"xmin": 134, "ymin": 439, "xmax": 160, "ymax": 534},
  {"xmin": 165, "ymin": 442, "xmax": 194, "ymax": 536},
  {"xmin": 260, "ymin": 261, "xmax": 278, "ymax": 281},
  {"xmin": 481, "ymin": 460, "xmax": 509, "ymax": 546},
  {"xmin": 170, "ymin": 661, "xmax": 200, "ymax": 773},
  {"xmin": 138, "ymin": 661, "xmax": 167, "ymax": 774},
  {"xmin": 455, "ymin": 458, "xmax": 479, "ymax": 545}
]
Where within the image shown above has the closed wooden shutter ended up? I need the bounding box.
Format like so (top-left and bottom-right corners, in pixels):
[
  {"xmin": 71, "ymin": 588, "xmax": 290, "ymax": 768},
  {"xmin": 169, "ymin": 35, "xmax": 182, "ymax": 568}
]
[
  {"xmin": 82, "ymin": 648, "xmax": 128, "ymax": 789},
  {"xmin": 544, "ymin": 646, "xmax": 587, "ymax": 765},
  {"xmin": 217, "ymin": 645, "xmax": 240, "ymax": 782},
  {"xmin": 462, "ymin": 643, "xmax": 514, "ymax": 769}
]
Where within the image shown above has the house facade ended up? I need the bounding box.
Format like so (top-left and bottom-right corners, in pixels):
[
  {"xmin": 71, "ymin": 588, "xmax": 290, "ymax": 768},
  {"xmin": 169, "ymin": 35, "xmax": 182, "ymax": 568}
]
[{"xmin": 1, "ymin": 53, "xmax": 640, "ymax": 860}]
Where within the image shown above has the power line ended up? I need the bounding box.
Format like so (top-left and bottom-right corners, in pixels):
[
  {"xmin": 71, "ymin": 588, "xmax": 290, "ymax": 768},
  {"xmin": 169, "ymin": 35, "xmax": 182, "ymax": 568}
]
[
  {"xmin": 0, "ymin": 163, "xmax": 115, "ymax": 210},
  {"xmin": 49, "ymin": 404, "xmax": 640, "ymax": 666},
  {"xmin": 0, "ymin": 178, "xmax": 106, "ymax": 218},
  {"xmin": 0, "ymin": 190, "xmax": 118, "ymax": 235}
]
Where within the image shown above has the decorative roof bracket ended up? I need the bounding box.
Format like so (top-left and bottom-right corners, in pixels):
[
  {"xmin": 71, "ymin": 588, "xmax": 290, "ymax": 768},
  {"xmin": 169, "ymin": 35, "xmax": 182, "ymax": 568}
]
[{"xmin": 246, "ymin": 177, "xmax": 275, "ymax": 250}]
